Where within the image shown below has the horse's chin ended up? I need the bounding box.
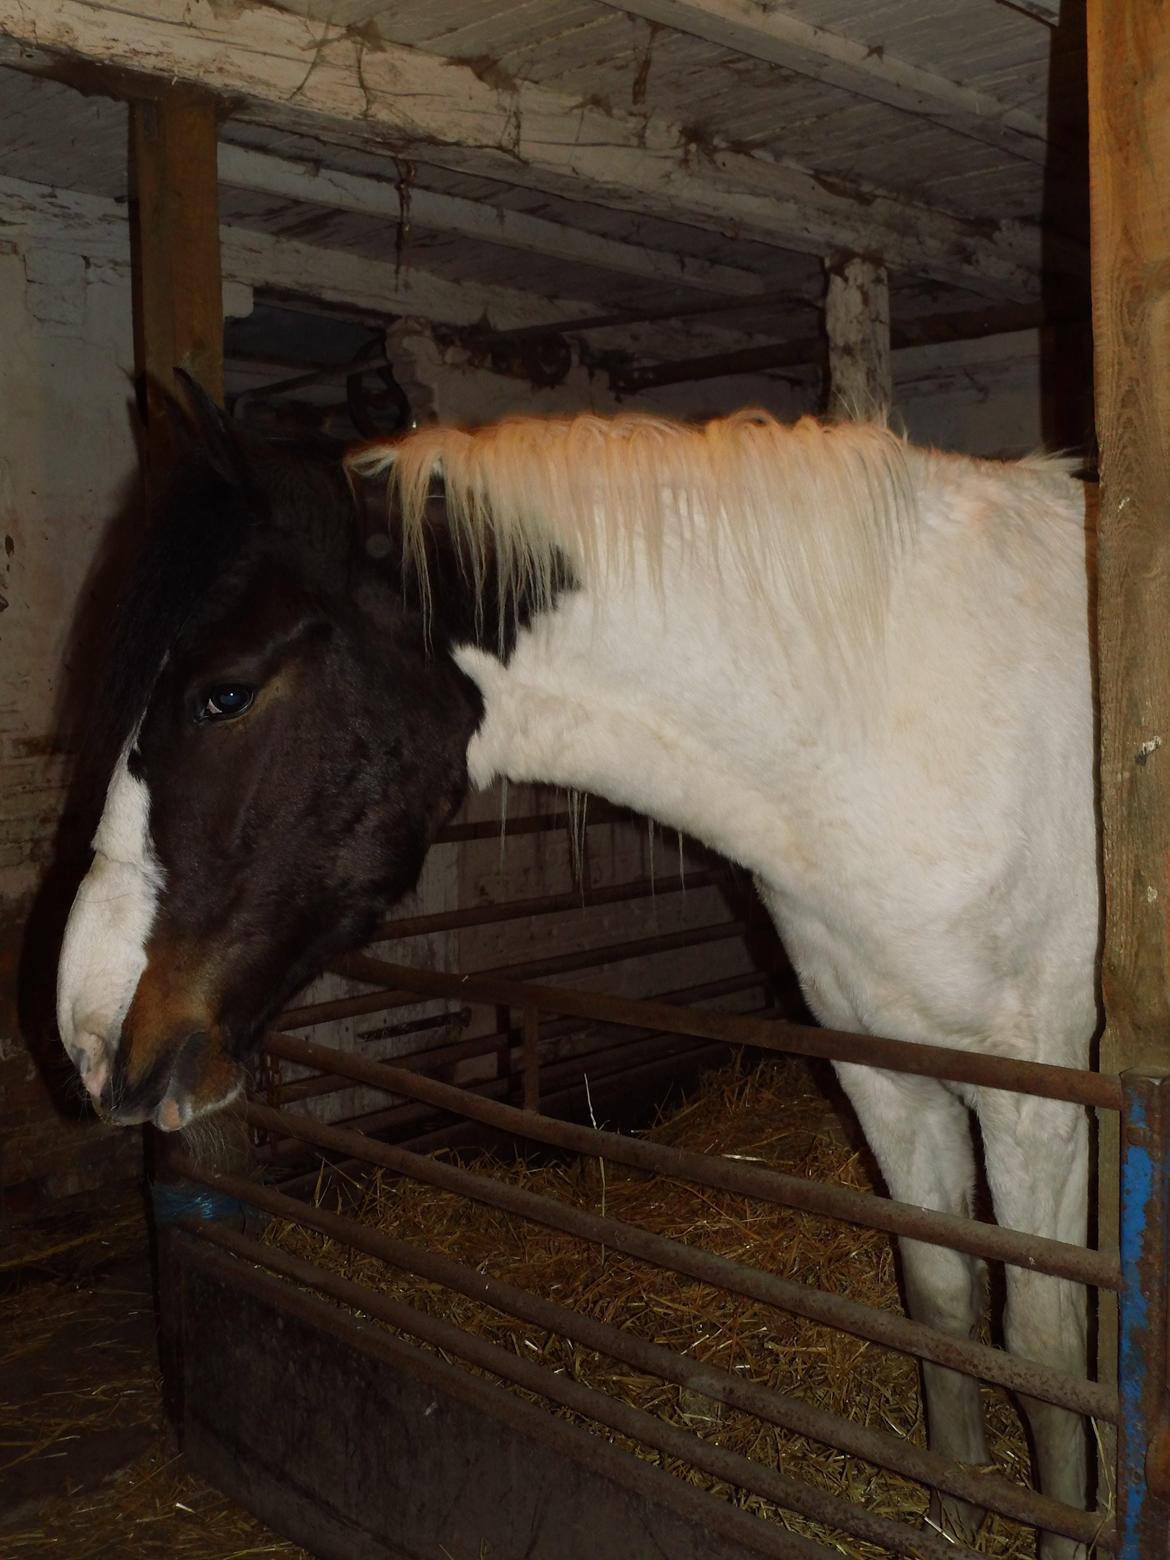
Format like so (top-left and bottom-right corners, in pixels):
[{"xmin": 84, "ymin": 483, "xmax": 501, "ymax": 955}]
[{"xmin": 156, "ymin": 1070, "xmax": 246, "ymax": 1133}]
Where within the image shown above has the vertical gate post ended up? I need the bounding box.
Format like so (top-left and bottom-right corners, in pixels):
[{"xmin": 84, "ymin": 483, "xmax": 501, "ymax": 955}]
[{"xmin": 1118, "ymin": 1071, "xmax": 1170, "ymax": 1558}]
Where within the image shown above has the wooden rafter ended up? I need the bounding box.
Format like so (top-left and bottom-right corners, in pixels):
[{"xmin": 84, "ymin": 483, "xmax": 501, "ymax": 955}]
[
  {"xmin": 217, "ymin": 144, "xmax": 772, "ymax": 301},
  {"xmin": 0, "ymin": 0, "xmax": 1078, "ymax": 301},
  {"xmin": 0, "ymin": 172, "xmax": 761, "ymax": 361},
  {"xmin": 597, "ymin": 0, "xmax": 1049, "ymax": 163}
]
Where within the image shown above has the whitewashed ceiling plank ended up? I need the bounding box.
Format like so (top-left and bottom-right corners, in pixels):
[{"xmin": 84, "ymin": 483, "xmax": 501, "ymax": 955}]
[
  {"xmin": 0, "ymin": 0, "xmax": 1064, "ymax": 298},
  {"xmin": 590, "ymin": 0, "xmax": 1048, "ymax": 161}
]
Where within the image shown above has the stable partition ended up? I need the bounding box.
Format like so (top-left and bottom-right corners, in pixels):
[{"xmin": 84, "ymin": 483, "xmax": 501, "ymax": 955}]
[{"xmin": 166, "ymin": 956, "xmax": 1163, "ymax": 1560}]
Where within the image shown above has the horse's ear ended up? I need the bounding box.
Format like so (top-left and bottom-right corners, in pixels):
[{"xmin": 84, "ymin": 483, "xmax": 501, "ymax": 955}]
[{"xmin": 170, "ymin": 368, "xmax": 247, "ymax": 486}]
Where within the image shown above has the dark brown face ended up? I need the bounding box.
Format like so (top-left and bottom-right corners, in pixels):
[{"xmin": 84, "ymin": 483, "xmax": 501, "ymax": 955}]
[{"xmin": 56, "ymin": 423, "xmax": 482, "ymax": 1131}]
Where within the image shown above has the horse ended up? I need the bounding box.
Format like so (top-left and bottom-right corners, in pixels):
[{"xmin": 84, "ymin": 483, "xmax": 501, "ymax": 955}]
[{"xmin": 55, "ymin": 381, "xmax": 1098, "ymax": 1557}]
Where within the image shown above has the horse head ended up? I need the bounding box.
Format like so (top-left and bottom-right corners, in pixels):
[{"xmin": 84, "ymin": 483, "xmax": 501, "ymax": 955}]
[{"xmin": 56, "ymin": 382, "xmax": 481, "ymax": 1130}]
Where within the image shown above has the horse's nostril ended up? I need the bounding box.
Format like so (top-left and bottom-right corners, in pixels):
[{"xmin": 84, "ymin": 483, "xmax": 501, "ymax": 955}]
[{"xmin": 171, "ymin": 1030, "xmax": 210, "ymax": 1099}]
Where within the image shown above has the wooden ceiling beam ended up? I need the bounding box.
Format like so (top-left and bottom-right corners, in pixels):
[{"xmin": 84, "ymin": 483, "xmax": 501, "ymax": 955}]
[
  {"xmin": 218, "ymin": 143, "xmax": 772, "ymax": 301},
  {"xmin": 0, "ymin": 0, "xmax": 1076, "ymax": 301},
  {"xmin": 0, "ymin": 172, "xmax": 756, "ymax": 360},
  {"xmin": 597, "ymin": 0, "xmax": 1049, "ymax": 163}
]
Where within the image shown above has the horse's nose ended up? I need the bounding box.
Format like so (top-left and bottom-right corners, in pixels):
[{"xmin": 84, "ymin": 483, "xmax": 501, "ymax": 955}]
[
  {"xmin": 99, "ymin": 1030, "xmax": 209, "ymax": 1129},
  {"xmin": 74, "ymin": 1033, "xmax": 111, "ymax": 1102},
  {"xmin": 155, "ymin": 1030, "xmax": 211, "ymax": 1132}
]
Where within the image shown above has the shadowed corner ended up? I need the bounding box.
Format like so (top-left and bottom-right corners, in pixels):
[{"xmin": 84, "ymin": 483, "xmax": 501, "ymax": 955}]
[{"xmin": 15, "ymin": 433, "xmax": 148, "ymax": 1129}]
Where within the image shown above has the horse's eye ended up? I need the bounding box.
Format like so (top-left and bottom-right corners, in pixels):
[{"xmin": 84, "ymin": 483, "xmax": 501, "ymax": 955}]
[{"xmin": 197, "ymin": 684, "xmax": 254, "ymax": 723}]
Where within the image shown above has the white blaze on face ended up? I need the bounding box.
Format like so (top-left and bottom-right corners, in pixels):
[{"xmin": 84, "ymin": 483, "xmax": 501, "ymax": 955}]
[{"xmin": 56, "ymin": 744, "xmax": 165, "ymax": 1102}]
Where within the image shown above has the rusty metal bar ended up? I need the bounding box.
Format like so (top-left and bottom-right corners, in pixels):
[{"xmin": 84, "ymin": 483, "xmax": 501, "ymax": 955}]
[
  {"xmin": 372, "ymin": 869, "xmax": 721, "ymax": 941},
  {"xmin": 189, "ymin": 1221, "xmax": 956, "ymax": 1560},
  {"xmin": 247, "ymin": 1093, "xmax": 1115, "ymax": 1427},
  {"xmin": 265, "ymin": 1028, "xmax": 730, "ymax": 1162},
  {"xmin": 265, "ymin": 1030, "xmax": 1119, "ymax": 1295},
  {"xmin": 282, "ymin": 921, "xmax": 747, "ymax": 1032},
  {"xmin": 180, "ymin": 1164, "xmax": 1111, "ymax": 1549},
  {"xmin": 334, "ymin": 955, "xmax": 1124, "ymax": 1111},
  {"xmin": 1116, "ymin": 1071, "xmax": 1170, "ymax": 1558},
  {"xmin": 276, "ymin": 972, "xmax": 766, "ymax": 1106},
  {"xmin": 267, "ymin": 1035, "xmax": 729, "ymax": 1199},
  {"xmin": 521, "ymin": 1007, "xmax": 541, "ymax": 1112},
  {"xmin": 331, "ymin": 922, "xmax": 745, "ymax": 999}
]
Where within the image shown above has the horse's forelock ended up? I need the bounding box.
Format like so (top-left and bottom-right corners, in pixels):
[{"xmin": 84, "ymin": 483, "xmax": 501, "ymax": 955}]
[{"xmin": 99, "ymin": 440, "xmax": 353, "ymax": 771}]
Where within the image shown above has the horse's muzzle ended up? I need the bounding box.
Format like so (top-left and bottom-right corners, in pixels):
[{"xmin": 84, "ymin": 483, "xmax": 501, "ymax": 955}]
[{"xmin": 99, "ymin": 1030, "xmax": 217, "ymax": 1131}]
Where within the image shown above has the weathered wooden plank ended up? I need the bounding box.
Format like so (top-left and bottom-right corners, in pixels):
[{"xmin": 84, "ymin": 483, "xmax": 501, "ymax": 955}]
[
  {"xmin": 1087, "ymin": 0, "xmax": 1170, "ymax": 1478},
  {"xmin": 824, "ymin": 255, "xmax": 891, "ymax": 419},
  {"xmin": 0, "ymin": 172, "xmax": 756, "ymax": 360},
  {"xmin": 129, "ymin": 90, "xmax": 223, "ymax": 451},
  {"xmin": 0, "ymin": 0, "xmax": 1067, "ymax": 298},
  {"xmin": 999, "ymin": 0, "xmax": 1062, "ymax": 23},
  {"xmin": 595, "ymin": 0, "xmax": 1049, "ymax": 163},
  {"xmin": 218, "ymin": 143, "xmax": 771, "ymax": 300},
  {"xmin": 1089, "ymin": 0, "xmax": 1170, "ymax": 1073}
]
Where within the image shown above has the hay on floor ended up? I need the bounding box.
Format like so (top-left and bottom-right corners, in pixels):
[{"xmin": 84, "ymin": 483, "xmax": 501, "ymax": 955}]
[{"xmin": 266, "ymin": 1055, "xmax": 1047, "ymax": 1559}]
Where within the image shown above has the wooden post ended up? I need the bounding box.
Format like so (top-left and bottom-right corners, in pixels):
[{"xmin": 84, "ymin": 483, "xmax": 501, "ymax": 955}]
[
  {"xmin": 1088, "ymin": 0, "xmax": 1170, "ymax": 1524},
  {"xmin": 129, "ymin": 89, "xmax": 224, "ymax": 480},
  {"xmin": 127, "ymin": 83, "xmax": 225, "ymax": 1432},
  {"xmin": 824, "ymin": 254, "xmax": 891, "ymax": 420}
]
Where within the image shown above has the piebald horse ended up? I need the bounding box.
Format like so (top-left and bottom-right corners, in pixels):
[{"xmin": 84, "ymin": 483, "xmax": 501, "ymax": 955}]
[{"xmin": 56, "ymin": 385, "xmax": 1097, "ymax": 1554}]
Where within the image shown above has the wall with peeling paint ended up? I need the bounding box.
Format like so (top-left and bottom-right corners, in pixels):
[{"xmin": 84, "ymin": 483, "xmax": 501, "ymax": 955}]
[{"xmin": 0, "ymin": 240, "xmax": 144, "ymax": 1203}]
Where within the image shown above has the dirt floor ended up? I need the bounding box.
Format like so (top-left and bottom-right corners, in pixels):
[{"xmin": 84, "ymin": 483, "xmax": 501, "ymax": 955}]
[{"xmin": 0, "ymin": 1187, "xmax": 306, "ymax": 1559}]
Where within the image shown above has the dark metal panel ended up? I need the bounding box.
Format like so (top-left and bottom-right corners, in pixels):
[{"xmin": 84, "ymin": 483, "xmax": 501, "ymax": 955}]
[{"xmin": 173, "ymin": 1233, "xmax": 823, "ymax": 1560}]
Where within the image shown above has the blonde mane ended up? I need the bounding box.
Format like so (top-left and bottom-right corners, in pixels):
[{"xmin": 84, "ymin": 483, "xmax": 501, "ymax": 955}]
[{"xmin": 347, "ymin": 410, "xmax": 918, "ymax": 657}]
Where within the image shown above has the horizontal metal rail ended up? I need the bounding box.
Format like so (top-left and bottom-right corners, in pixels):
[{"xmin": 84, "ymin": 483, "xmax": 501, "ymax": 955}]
[
  {"xmin": 188, "ymin": 1220, "xmax": 960, "ymax": 1560},
  {"xmin": 266, "ymin": 1026, "xmax": 730, "ymax": 1160},
  {"xmin": 277, "ymin": 970, "xmax": 767, "ymax": 1107},
  {"xmin": 266, "ymin": 1031, "xmax": 1121, "ymax": 1296},
  {"xmin": 334, "ymin": 955, "xmax": 1123, "ymax": 1111},
  {"xmin": 371, "ymin": 869, "xmax": 721, "ymax": 941},
  {"xmin": 268, "ymin": 1034, "xmax": 729, "ymax": 1199},
  {"xmin": 250, "ymin": 1093, "xmax": 1116, "ymax": 1423},
  {"xmin": 289, "ymin": 920, "xmax": 749, "ymax": 1032},
  {"xmin": 180, "ymin": 1164, "xmax": 1112, "ymax": 1550}
]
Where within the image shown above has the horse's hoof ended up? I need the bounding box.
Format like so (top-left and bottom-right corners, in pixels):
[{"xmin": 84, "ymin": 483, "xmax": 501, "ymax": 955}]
[{"xmin": 930, "ymin": 1491, "xmax": 985, "ymax": 1547}]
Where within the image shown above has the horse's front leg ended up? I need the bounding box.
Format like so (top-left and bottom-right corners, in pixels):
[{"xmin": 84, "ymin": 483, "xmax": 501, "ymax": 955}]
[
  {"xmin": 978, "ymin": 1092, "xmax": 1090, "ymax": 1560},
  {"xmin": 834, "ymin": 1062, "xmax": 989, "ymax": 1545}
]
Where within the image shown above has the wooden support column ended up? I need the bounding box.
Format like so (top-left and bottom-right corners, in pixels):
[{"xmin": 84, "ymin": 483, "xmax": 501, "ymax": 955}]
[
  {"xmin": 824, "ymin": 255, "xmax": 891, "ymax": 420},
  {"xmin": 1088, "ymin": 0, "xmax": 1170, "ymax": 1524},
  {"xmin": 129, "ymin": 89, "xmax": 224, "ymax": 479}
]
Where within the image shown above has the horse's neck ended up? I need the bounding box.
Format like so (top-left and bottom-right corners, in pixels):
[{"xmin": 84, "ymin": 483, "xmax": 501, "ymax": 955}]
[
  {"xmin": 448, "ymin": 461, "xmax": 1096, "ymax": 907},
  {"xmin": 451, "ymin": 565, "xmax": 820, "ymax": 878}
]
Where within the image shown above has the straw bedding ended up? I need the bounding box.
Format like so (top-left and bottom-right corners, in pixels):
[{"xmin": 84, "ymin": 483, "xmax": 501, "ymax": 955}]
[
  {"xmin": 0, "ymin": 1192, "xmax": 306, "ymax": 1559},
  {"xmin": 266, "ymin": 1055, "xmax": 1041, "ymax": 1558}
]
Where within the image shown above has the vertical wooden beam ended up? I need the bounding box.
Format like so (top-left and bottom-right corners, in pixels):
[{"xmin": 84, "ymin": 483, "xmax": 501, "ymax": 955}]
[
  {"xmin": 1088, "ymin": 0, "xmax": 1170, "ymax": 1510},
  {"xmin": 129, "ymin": 89, "xmax": 224, "ymax": 478},
  {"xmin": 824, "ymin": 255, "xmax": 891, "ymax": 420}
]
